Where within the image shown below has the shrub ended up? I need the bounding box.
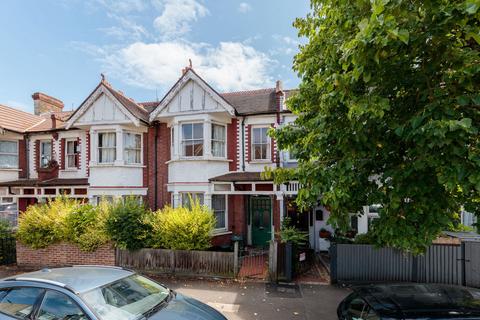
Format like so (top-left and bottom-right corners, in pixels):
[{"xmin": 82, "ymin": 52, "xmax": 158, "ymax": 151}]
[
  {"xmin": 17, "ymin": 196, "xmax": 78, "ymax": 249},
  {"xmin": 65, "ymin": 203, "xmax": 109, "ymax": 252},
  {"xmin": 0, "ymin": 219, "xmax": 12, "ymax": 237},
  {"xmin": 105, "ymin": 196, "xmax": 152, "ymax": 250},
  {"xmin": 149, "ymin": 200, "xmax": 215, "ymax": 250},
  {"xmin": 277, "ymin": 217, "xmax": 308, "ymax": 246}
]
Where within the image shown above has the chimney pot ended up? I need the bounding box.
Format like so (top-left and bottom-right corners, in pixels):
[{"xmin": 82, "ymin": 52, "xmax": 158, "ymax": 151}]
[{"xmin": 275, "ymin": 80, "xmax": 283, "ymax": 93}]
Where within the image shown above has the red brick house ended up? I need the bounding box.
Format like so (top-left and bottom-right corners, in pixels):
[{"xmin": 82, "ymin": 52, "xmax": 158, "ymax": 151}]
[{"xmin": 0, "ymin": 67, "xmax": 321, "ymax": 249}]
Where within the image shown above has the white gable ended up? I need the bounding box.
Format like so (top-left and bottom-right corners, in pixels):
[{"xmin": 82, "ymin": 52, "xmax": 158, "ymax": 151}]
[
  {"xmin": 67, "ymin": 85, "xmax": 140, "ymax": 129},
  {"xmin": 149, "ymin": 69, "xmax": 235, "ymax": 121},
  {"xmin": 77, "ymin": 93, "xmax": 129, "ymax": 123}
]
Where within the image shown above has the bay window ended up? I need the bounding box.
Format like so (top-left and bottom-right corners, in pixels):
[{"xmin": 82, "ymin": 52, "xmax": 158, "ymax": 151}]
[
  {"xmin": 252, "ymin": 127, "xmax": 270, "ymax": 160},
  {"xmin": 212, "ymin": 194, "xmax": 227, "ymax": 230},
  {"xmin": 0, "ymin": 141, "xmax": 18, "ymax": 168},
  {"xmin": 124, "ymin": 133, "xmax": 141, "ymax": 164},
  {"xmin": 211, "ymin": 124, "xmax": 226, "ymax": 158},
  {"xmin": 182, "ymin": 123, "xmax": 203, "ymax": 157},
  {"xmin": 66, "ymin": 140, "xmax": 79, "ymax": 169},
  {"xmin": 98, "ymin": 132, "xmax": 116, "ymax": 163},
  {"xmin": 40, "ymin": 141, "xmax": 52, "ymax": 168}
]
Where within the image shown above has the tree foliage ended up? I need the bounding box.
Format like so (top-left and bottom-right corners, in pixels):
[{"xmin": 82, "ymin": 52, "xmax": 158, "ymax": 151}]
[{"xmin": 270, "ymin": 0, "xmax": 480, "ymax": 253}]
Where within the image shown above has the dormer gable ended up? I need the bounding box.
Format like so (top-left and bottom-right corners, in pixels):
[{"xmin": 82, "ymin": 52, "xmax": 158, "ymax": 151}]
[
  {"xmin": 66, "ymin": 79, "xmax": 148, "ymax": 129},
  {"xmin": 149, "ymin": 68, "xmax": 236, "ymax": 121}
]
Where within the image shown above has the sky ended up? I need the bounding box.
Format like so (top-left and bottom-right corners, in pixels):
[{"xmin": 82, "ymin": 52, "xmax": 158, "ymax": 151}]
[{"xmin": 0, "ymin": 0, "xmax": 310, "ymax": 113}]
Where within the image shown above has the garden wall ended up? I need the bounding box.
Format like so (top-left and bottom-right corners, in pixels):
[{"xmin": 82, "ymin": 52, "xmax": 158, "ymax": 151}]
[{"xmin": 16, "ymin": 242, "xmax": 115, "ymax": 268}]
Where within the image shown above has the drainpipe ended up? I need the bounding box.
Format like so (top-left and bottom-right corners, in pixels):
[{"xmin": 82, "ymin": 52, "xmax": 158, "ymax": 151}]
[
  {"xmin": 241, "ymin": 116, "xmax": 246, "ymax": 171},
  {"xmin": 154, "ymin": 124, "xmax": 158, "ymax": 210},
  {"xmin": 24, "ymin": 133, "xmax": 30, "ymax": 179}
]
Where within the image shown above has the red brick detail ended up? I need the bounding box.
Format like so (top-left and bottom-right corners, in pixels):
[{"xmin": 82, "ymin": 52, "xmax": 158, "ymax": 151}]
[
  {"xmin": 227, "ymin": 119, "xmax": 238, "ymax": 171},
  {"xmin": 76, "ymin": 138, "xmax": 81, "ymax": 169},
  {"xmin": 34, "ymin": 140, "xmax": 40, "ymax": 171},
  {"xmin": 86, "ymin": 132, "xmax": 90, "ymax": 176},
  {"xmin": 147, "ymin": 123, "xmax": 170, "ymax": 211},
  {"xmin": 60, "ymin": 138, "xmax": 66, "ymax": 170},
  {"xmin": 143, "ymin": 132, "xmax": 148, "ymax": 188},
  {"xmin": 246, "ymin": 125, "xmax": 252, "ymax": 162},
  {"xmin": 212, "ymin": 195, "xmax": 247, "ymax": 247},
  {"xmin": 211, "ymin": 234, "xmax": 232, "ymax": 247},
  {"xmin": 18, "ymin": 198, "xmax": 37, "ymax": 213},
  {"xmin": 18, "ymin": 139, "xmax": 27, "ymax": 179},
  {"xmin": 271, "ymin": 123, "xmax": 276, "ymax": 163},
  {"xmin": 16, "ymin": 242, "xmax": 115, "ymax": 268}
]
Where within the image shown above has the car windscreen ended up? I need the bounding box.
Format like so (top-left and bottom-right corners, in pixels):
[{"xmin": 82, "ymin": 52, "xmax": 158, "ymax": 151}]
[{"xmin": 80, "ymin": 274, "xmax": 170, "ymax": 320}]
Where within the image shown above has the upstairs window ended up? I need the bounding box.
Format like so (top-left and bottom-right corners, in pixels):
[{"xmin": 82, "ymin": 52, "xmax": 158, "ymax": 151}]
[
  {"xmin": 211, "ymin": 124, "xmax": 226, "ymax": 158},
  {"xmin": 252, "ymin": 127, "xmax": 270, "ymax": 160},
  {"xmin": 40, "ymin": 140, "xmax": 52, "ymax": 168},
  {"xmin": 98, "ymin": 132, "xmax": 116, "ymax": 163},
  {"xmin": 0, "ymin": 140, "xmax": 18, "ymax": 168},
  {"xmin": 182, "ymin": 123, "xmax": 203, "ymax": 157},
  {"xmin": 66, "ymin": 139, "xmax": 79, "ymax": 169},
  {"xmin": 124, "ymin": 133, "xmax": 141, "ymax": 164}
]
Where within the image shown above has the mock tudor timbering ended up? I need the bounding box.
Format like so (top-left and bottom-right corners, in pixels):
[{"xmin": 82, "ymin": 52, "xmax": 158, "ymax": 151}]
[{"xmin": 0, "ymin": 68, "xmax": 299, "ymax": 247}]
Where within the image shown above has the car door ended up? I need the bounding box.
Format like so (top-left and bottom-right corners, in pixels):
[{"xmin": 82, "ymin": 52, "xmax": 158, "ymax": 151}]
[
  {"xmin": 0, "ymin": 286, "xmax": 45, "ymax": 319},
  {"xmin": 338, "ymin": 293, "xmax": 380, "ymax": 320}
]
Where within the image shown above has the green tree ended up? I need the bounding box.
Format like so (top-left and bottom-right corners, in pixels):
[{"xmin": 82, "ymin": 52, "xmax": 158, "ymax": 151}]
[{"xmin": 269, "ymin": 0, "xmax": 480, "ymax": 253}]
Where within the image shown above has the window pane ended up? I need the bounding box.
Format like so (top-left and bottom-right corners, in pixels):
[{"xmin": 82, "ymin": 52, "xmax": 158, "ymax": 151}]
[
  {"xmin": 67, "ymin": 155, "xmax": 76, "ymax": 168},
  {"xmin": 0, "ymin": 141, "xmax": 17, "ymax": 153},
  {"xmin": 67, "ymin": 141, "xmax": 74, "ymax": 154},
  {"xmin": 212, "ymin": 195, "xmax": 226, "ymax": 229},
  {"xmin": 0, "ymin": 155, "xmax": 17, "ymax": 168},
  {"xmin": 182, "ymin": 124, "xmax": 192, "ymax": 140},
  {"xmin": 38, "ymin": 290, "xmax": 87, "ymax": 320},
  {"xmin": 193, "ymin": 140, "xmax": 203, "ymax": 156},
  {"xmin": 99, "ymin": 133, "xmax": 116, "ymax": 148},
  {"xmin": 253, "ymin": 128, "xmax": 261, "ymax": 144},
  {"xmin": 193, "ymin": 123, "xmax": 203, "ymax": 139},
  {"xmin": 0, "ymin": 287, "xmax": 44, "ymax": 319}
]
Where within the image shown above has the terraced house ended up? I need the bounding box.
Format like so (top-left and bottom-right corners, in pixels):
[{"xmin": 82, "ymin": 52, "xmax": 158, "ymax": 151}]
[{"xmin": 0, "ymin": 67, "xmax": 328, "ymax": 248}]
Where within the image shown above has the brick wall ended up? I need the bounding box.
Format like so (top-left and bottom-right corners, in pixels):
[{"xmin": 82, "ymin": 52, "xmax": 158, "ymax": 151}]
[
  {"xmin": 147, "ymin": 123, "xmax": 170, "ymax": 211},
  {"xmin": 16, "ymin": 242, "xmax": 115, "ymax": 268},
  {"xmin": 227, "ymin": 119, "xmax": 238, "ymax": 171},
  {"xmin": 18, "ymin": 138, "xmax": 27, "ymax": 178}
]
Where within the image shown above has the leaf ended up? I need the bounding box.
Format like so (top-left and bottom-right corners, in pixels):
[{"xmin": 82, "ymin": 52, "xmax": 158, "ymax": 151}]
[
  {"xmin": 466, "ymin": 32, "xmax": 480, "ymax": 45},
  {"xmin": 398, "ymin": 29, "xmax": 410, "ymax": 44},
  {"xmin": 465, "ymin": 0, "xmax": 480, "ymax": 14},
  {"xmin": 457, "ymin": 95, "xmax": 470, "ymax": 106}
]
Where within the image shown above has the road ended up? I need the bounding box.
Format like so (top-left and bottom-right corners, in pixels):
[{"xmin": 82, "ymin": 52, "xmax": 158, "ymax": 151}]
[{"xmin": 154, "ymin": 276, "xmax": 350, "ymax": 320}]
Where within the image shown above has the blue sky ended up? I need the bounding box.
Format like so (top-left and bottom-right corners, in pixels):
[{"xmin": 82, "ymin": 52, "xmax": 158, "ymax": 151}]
[{"xmin": 0, "ymin": 0, "xmax": 309, "ymax": 113}]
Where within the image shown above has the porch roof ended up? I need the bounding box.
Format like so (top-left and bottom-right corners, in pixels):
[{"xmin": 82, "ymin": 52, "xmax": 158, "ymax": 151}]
[
  {"xmin": 0, "ymin": 178, "xmax": 89, "ymax": 187},
  {"xmin": 209, "ymin": 172, "xmax": 272, "ymax": 182}
]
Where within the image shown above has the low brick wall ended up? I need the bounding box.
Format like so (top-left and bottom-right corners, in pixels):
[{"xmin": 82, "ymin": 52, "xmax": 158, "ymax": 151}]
[{"xmin": 16, "ymin": 242, "xmax": 116, "ymax": 268}]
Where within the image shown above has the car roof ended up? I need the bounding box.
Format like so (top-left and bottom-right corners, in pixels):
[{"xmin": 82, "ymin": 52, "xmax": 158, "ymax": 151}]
[
  {"xmin": 353, "ymin": 284, "xmax": 480, "ymax": 318},
  {"xmin": 3, "ymin": 266, "xmax": 133, "ymax": 294}
]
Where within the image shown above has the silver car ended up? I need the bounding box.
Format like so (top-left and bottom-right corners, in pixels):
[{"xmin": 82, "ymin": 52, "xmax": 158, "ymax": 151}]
[{"xmin": 0, "ymin": 266, "xmax": 227, "ymax": 320}]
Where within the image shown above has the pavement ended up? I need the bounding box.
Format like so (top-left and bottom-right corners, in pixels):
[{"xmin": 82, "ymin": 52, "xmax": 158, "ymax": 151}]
[{"xmin": 150, "ymin": 275, "xmax": 350, "ymax": 320}]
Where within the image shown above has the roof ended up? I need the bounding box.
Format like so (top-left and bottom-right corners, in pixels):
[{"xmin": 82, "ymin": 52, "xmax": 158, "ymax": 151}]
[
  {"xmin": 221, "ymin": 89, "xmax": 296, "ymax": 115},
  {"xmin": 209, "ymin": 172, "xmax": 271, "ymax": 182},
  {"xmin": 354, "ymin": 284, "xmax": 480, "ymax": 319},
  {"xmin": 0, "ymin": 104, "xmax": 45, "ymax": 133},
  {"xmin": 443, "ymin": 231, "xmax": 480, "ymax": 242},
  {"xmin": 6, "ymin": 266, "xmax": 133, "ymax": 294},
  {"xmin": 0, "ymin": 178, "xmax": 89, "ymax": 187}
]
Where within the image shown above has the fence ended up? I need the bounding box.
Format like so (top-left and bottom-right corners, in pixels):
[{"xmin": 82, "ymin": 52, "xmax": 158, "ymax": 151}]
[
  {"xmin": 0, "ymin": 237, "xmax": 16, "ymax": 265},
  {"xmin": 116, "ymin": 248, "xmax": 236, "ymax": 278},
  {"xmin": 330, "ymin": 242, "xmax": 480, "ymax": 287}
]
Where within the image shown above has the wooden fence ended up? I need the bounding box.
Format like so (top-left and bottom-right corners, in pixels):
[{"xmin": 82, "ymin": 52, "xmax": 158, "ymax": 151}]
[{"xmin": 116, "ymin": 248, "xmax": 236, "ymax": 278}]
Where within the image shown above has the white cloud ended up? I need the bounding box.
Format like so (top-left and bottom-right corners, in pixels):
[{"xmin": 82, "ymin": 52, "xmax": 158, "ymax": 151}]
[
  {"xmin": 153, "ymin": 0, "xmax": 209, "ymax": 39},
  {"xmin": 98, "ymin": 40, "xmax": 274, "ymax": 91},
  {"xmin": 90, "ymin": 0, "xmax": 146, "ymax": 13},
  {"xmin": 100, "ymin": 13, "xmax": 150, "ymax": 41},
  {"xmin": 238, "ymin": 2, "xmax": 252, "ymax": 13}
]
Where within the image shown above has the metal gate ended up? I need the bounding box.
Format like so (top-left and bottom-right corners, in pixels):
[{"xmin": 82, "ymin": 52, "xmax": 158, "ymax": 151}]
[
  {"xmin": 465, "ymin": 241, "xmax": 480, "ymax": 288},
  {"xmin": 237, "ymin": 248, "xmax": 269, "ymax": 279},
  {"xmin": 0, "ymin": 236, "xmax": 16, "ymax": 265}
]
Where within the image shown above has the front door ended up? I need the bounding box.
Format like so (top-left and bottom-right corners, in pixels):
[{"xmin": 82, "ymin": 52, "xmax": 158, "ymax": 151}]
[{"xmin": 251, "ymin": 196, "xmax": 272, "ymax": 247}]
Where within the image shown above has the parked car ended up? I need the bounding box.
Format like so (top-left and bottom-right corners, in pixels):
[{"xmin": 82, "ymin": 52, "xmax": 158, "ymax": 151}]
[
  {"xmin": 338, "ymin": 283, "xmax": 480, "ymax": 320},
  {"xmin": 0, "ymin": 266, "xmax": 227, "ymax": 320}
]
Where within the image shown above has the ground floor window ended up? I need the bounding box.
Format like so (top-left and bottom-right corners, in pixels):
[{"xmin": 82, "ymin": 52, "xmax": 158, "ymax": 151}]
[
  {"xmin": 180, "ymin": 192, "xmax": 204, "ymax": 208},
  {"xmin": 212, "ymin": 194, "xmax": 227, "ymax": 230}
]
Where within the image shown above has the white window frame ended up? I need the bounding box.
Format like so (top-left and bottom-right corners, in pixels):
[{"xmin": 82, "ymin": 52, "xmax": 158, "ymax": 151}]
[
  {"xmin": 211, "ymin": 123, "xmax": 226, "ymax": 158},
  {"xmin": 123, "ymin": 132, "xmax": 142, "ymax": 165},
  {"xmin": 180, "ymin": 192, "xmax": 205, "ymax": 207},
  {"xmin": 40, "ymin": 140, "xmax": 52, "ymax": 168},
  {"xmin": 284, "ymin": 149, "xmax": 298, "ymax": 163},
  {"xmin": 212, "ymin": 194, "xmax": 228, "ymax": 232},
  {"xmin": 0, "ymin": 140, "xmax": 18, "ymax": 169},
  {"xmin": 181, "ymin": 122, "xmax": 204, "ymax": 158},
  {"xmin": 65, "ymin": 139, "xmax": 79, "ymax": 169},
  {"xmin": 170, "ymin": 126, "xmax": 175, "ymax": 158},
  {"xmin": 251, "ymin": 126, "xmax": 271, "ymax": 161},
  {"xmin": 97, "ymin": 132, "xmax": 116, "ymax": 164}
]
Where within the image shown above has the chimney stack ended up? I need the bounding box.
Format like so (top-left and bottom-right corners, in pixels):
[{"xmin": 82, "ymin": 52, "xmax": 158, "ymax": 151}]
[
  {"xmin": 275, "ymin": 80, "xmax": 286, "ymax": 111},
  {"xmin": 32, "ymin": 92, "xmax": 64, "ymax": 115},
  {"xmin": 275, "ymin": 80, "xmax": 283, "ymax": 93},
  {"xmin": 50, "ymin": 114, "xmax": 56, "ymax": 129}
]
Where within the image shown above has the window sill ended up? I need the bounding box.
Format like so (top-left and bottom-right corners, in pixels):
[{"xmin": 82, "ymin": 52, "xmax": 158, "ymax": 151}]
[
  {"xmin": 90, "ymin": 163, "xmax": 145, "ymax": 168},
  {"xmin": 60, "ymin": 169, "xmax": 79, "ymax": 172},
  {"xmin": 167, "ymin": 157, "xmax": 232, "ymax": 164},
  {"xmin": 0, "ymin": 168, "xmax": 20, "ymax": 171},
  {"xmin": 212, "ymin": 230, "xmax": 232, "ymax": 236},
  {"xmin": 249, "ymin": 160, "xmax": 272, "ymax": 164}
]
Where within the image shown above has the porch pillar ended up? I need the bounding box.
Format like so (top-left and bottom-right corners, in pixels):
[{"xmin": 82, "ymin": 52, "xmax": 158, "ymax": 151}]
[{"xmin": 276, "ymin": 192, "xmax": 285, "ymax": 225}]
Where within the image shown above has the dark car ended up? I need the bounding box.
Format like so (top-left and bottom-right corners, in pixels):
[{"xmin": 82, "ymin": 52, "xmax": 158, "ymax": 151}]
[
  {"xmin": 0, "ymin": 266, "xmax": 227, "ymax": 320},
  {"xmin": 338, "ymin": 283, "xmax": 480, "ymax": 320}
]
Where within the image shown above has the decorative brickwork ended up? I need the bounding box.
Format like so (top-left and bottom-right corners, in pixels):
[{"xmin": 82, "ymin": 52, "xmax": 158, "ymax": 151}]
[
  {"xmin": 147, "ymin": 123, "xmax": 170, "ymax": 211},
  {"xmin": 60, "ymin": 138, "xmax": 65, "ymax": 170},
  {"xmin": 227, "ymin": 119, "xmax": 238, "ymax": 171},
  {"xmin": 16, "ymin": 242, "xmax": 115, "ymax": 268},
  {"xmin": 18, "ymin": 139, "xmax": 27, "ymax": 178}
]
